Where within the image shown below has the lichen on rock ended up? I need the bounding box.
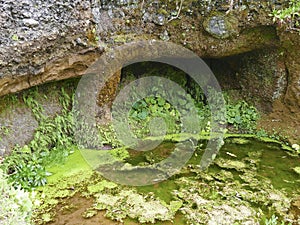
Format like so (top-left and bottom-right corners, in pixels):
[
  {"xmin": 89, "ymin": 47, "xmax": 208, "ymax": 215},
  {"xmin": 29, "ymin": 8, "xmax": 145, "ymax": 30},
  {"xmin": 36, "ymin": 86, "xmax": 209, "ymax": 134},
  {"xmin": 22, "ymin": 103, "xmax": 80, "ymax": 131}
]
[
  {"xmin": 203, "ymin": 12, "xmax": 239, "ymax": 39},
  {"xmin": 93, "ymin": 189, "xmax": 177, "ymax": 223}
]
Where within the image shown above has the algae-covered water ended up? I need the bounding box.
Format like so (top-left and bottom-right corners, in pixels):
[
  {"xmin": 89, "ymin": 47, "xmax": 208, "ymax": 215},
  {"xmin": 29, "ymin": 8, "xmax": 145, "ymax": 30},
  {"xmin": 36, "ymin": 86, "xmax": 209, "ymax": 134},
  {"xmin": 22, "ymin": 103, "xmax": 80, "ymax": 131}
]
[{"xmin": 34, "ymin": 138, "xmax": 300, "ymax": 225}]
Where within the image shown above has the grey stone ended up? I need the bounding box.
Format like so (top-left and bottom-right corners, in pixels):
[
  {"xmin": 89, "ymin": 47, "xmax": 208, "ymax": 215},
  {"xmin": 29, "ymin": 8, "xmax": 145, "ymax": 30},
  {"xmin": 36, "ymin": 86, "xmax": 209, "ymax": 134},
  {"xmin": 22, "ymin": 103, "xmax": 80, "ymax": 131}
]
[
  {"xmin": 159, "ymin": 30, "xmax": 169, "ymax": 41},
  {"xmin": 203, "ymin": 13, "xmax": 239, "ymax": 39},
  {"xmin": 23, "ymin": 18, "xmax": 39, "ymax": 27},
  {"xmin": 153, "ymin": 14, "xmax": 165, "ymax": 26}
]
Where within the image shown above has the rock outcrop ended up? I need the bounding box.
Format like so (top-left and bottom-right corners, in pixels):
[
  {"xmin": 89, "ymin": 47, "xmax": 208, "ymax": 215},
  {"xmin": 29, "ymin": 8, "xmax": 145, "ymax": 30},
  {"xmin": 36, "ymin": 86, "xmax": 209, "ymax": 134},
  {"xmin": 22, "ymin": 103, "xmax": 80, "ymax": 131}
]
[
  {"xmin": 0, "ymin": 0, "xmax": 299, "ymax": 142},
  {"xmin": 0, "ymin": 0, "xmax": 282, "ymax": 95}
]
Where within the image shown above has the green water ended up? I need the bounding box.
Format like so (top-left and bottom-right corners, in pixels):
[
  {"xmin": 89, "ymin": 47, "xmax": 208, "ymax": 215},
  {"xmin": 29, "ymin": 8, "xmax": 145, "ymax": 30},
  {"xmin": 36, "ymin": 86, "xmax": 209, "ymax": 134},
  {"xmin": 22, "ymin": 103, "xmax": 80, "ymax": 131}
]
[
  {"xmin": 221, "ymin": 138, "xmax": 300, "ymax": 192},
  {"xmin": 39, "ymin": 137, "xmax": 300, "ymax": 224},
  {"xmin": 131, "ymin": 138, "xmax": 299, "ymax": 196},
  {"xmin": 128, "ymin": 138, "xmax": 300, "ymax": 223}
]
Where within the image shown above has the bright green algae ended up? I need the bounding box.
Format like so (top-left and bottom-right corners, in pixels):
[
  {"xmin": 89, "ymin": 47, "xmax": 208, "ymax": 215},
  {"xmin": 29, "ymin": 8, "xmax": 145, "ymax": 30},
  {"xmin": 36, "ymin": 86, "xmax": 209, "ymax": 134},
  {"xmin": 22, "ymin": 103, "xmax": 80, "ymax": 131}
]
[{"xmin": 33, "ymin": 138, "xmax": 300, "ymax": 224}]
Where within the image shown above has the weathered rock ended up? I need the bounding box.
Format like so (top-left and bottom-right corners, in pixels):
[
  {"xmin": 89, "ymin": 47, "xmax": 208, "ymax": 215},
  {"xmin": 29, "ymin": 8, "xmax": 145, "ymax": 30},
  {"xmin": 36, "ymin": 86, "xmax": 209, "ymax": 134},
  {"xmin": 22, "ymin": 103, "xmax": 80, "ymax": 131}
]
[
  {"xmin": 96, "ymin": 71, "xmax": 121, "ymax": 124},
  {"xmin": 0, "ymin": 0, "xmax": 281, "ymax": 97},
  {"xmin": 0, "ymin": 49, "xmax": 101, "ymax": 96},
  {"xmin": 257, "ymin": 31, "xmax": 300, "ymax": 144},
  {"xmin": 290, "ymin": 197, "xmax": 300, "ymax": 222},
  {"xmin": 279, "ymin": 32, "xmax": 300, "ymax": 112},
  {"xmin": 23, "ymin": 18, "xmax": 39, "ymax": 27},
  {"xmin": 203, "ymin": 12, "xmax": 239, "ymax": 39}
]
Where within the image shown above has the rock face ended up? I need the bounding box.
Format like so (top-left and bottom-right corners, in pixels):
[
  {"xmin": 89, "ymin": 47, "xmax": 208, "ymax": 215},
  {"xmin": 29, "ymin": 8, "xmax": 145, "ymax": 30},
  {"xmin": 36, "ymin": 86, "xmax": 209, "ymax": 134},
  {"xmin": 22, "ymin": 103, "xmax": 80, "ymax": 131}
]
[
  {"xmin": 0, "ymin": 0, "xmax": 280, "ymax": 95},
  {"xmin": 0, "ymin": 0, "xmax": 299, "ymax": 140},
  {"xmin": 0, "ymin": 0, "xmax": 100, "ymax": 95}
]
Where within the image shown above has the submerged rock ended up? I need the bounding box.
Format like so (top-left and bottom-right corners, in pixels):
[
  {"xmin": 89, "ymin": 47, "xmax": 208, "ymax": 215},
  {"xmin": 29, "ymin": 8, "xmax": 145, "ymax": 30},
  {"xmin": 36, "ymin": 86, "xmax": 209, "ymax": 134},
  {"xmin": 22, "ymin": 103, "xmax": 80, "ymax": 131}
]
[
  {"xmin": 214, "ymin": 158, "xmax": 247, "ymax": 171},
  {"xmin": 93, "ymin": 189, "xmax": 176, "ymax": 223},
  {"xmin": 174, "ymin": 177, "xmax": 259, "ymax": 225}
]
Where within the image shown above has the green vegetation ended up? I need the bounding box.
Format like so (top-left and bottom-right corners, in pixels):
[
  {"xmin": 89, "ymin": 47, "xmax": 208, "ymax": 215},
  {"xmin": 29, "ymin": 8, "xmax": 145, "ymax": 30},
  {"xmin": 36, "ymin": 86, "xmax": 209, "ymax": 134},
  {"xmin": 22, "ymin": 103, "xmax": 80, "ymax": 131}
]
[
  {"xmin": 0, "ymin": 63, "xmax": 299, "ymax": 224},
  {"xmin": 32, "ymin": 138, "xmax": 300, "ymax": 224},
  {"xmin": 0, "ymin": 85, "xmax": 131, "ymax": 190},
  {"xmin": 1, "ymin": 61, "xmax": 298, "ymax": 193},
  {"xmin": 270, "ymin": 0, "xmax": 300, "ymax": 32},
  {"xmin": 128, "ymin": 95, "xmax": 181, "ymax": 137},
  {"xmin": 265, "ymin": 215, "xmax": 292, "ymax": 225},
  {"xmin": 97, "ymin": 124, "xmax": 122, "ymax": 148},
  {"xmin": 1, "ymin": 87, "xmax": 75, "ymax": 190},
  {"xmin": 123, "ymin": 63, "xmax": 259, "ymax": 137},
  {"xmin": 225, "ymin": 100, "xmax": 259, "ymax": 132},
  {"xmin": 0, "ymin": 169, "xmax": 34, "ymax": 225},
  {"xmin": 127, "ymin": 92, "xmax": 259, "ymax": 137}
]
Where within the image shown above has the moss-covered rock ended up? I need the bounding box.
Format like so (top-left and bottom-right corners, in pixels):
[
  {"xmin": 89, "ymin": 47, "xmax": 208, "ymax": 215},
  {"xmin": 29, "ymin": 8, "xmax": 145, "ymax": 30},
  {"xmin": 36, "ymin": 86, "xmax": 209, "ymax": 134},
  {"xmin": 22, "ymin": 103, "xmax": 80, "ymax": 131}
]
[
  {"xmin": 203, "ymin": 12, "xmax": 239, "ymax": 39},
  {"xmin": 93, "ymin": 189, "xmax": 177, "ymax": 223},
  {"xmin": 214, "ymin": 158, "xmax": 247, "ymax": 171}
]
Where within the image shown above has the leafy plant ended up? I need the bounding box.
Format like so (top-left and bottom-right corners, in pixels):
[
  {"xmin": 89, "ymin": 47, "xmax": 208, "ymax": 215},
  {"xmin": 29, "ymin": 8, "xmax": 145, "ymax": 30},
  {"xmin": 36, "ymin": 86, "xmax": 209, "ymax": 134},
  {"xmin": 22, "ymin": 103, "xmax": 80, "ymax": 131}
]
[
  {"xmin": 128, "ymin": 96, "xmax": 181, "ymax": 138},
  {"xmin": 226, "ymin": 100, "xmax": 259, "ymax": 132},
  {"xmin": 8, "ymin": 163, "xmax": 50, "ymax": 190},
  {"xmin": 23, "ymin": 88, "xmax": 45, "ymax": 121},
  {"xmin": 0, "ymin": 169, "xmax": 34, "ymax": 224},
  {"xmin": 1, "ymin": 87, "xmax": 75, "ymax": 190},
  {"xmin": 270, "ymin": 0, "xmax": 300, "ymax": 32},
  {"xmin": 264, "ymin": 214, "xmax": 291, "ymax": 225},
  {"xmin": 98, "ymin": 124, "xmax": 122, "ymax": 148}
]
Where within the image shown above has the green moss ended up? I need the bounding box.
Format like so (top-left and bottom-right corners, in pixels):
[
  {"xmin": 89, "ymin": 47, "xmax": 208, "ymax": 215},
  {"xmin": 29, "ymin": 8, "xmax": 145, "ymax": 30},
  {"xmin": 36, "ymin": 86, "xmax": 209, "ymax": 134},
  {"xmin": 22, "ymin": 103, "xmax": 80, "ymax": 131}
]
[
  {"xmin": 214, "ymin": 158, "xmax": 247, "ymax": 171},
  {"xmin": 87, "ymin": 180, "xmax": 118, "ymax": 195},
  {"xmin": 82, "ymin": 209, "xmax": 98, "ymax": 218},
  {"xmin": 243, "ymin": 26, "xmax": 278, "ymax": 42},
  {"xmin": 54, "ymin": 190, "xmax": 73, "ymax": 198},
  {"xmin": 32, "ymin": 136, "xmax": 300, "ymax": 224},
  {"xmin": 93, "ymin": 189, "xmax": 177, "ymax": 223},
  {"xmin": 229, "ymin": 138, "xmax": 250, "ymax": 145},
  {"xmin": 136, "ymin": 179, "xmax": 179, "ymax": 203},
  {"xmin": 45, "ymin": 149, "xmax": 92, "ymax": 184}
]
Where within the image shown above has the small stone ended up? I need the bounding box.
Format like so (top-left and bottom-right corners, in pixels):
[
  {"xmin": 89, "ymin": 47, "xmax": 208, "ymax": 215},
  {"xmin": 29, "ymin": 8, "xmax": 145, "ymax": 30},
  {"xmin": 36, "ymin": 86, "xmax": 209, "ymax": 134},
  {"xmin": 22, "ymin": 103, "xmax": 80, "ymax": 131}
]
[
  {"xmin": 0, "ymin": 148, "xmax": 5, "ymax": 156},
  {"xmin": 22, "ymin": 11, "xmax": 32, "ymax": 18},
  {"xmin": 159, "ymin": 30, "xmax": 169, "ymax": 41},
  {"xmin": 142, "ymin": 12, "xmax": 152, "ymax": 23},
  {"xmin": 214, "ymin": 158, "xmax": 247, "ymax": 171},
  {"xmin": 108, "ymin": 9, "xmax": 114, "ymax": 18},
  {"xmin": 153, "ymin": 14, "xmax": 165, "ymax": 26},
  {"xmin": 116, "ymin": 0, "xmax": 127, "ymax": 6},
  {"xmin": 23, "ymin": 18, "xmax": 39, "ymax": 27},
  {"xmin": 203, "ymin": 12, "xmax": 239, "ymax": 39}
]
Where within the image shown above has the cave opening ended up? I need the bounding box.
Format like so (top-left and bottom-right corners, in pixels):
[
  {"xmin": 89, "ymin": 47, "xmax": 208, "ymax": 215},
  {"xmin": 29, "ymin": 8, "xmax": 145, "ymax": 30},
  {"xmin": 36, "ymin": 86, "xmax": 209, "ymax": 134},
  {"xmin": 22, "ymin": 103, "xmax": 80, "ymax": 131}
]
[{"xmin": 120, "ymin": 47, "xmax": 286, "ymax": 113}]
